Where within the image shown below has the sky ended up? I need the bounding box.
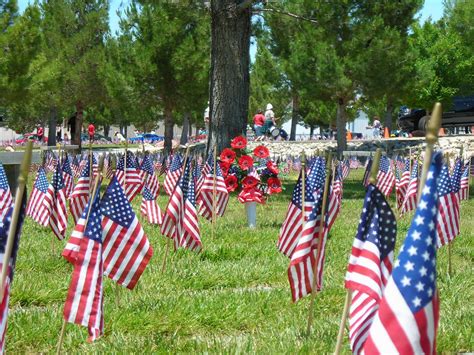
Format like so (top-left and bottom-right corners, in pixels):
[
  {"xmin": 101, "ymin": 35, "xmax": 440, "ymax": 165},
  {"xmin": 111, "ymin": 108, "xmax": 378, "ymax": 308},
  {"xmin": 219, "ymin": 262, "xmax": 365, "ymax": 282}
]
[{"xmin": 18, "ymin": 0, "xmax": 445, "ymax": 34}]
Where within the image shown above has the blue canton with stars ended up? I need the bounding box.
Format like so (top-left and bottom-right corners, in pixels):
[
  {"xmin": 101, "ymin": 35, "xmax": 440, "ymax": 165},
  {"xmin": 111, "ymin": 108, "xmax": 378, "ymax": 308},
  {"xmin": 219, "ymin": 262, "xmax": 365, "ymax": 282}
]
[
  {"xmin": 379, "ymin": 156, "xmax": 391, "ymax": 174},
  {"xmin": 356, "ymin": 185, "xmax": 396, "ymax": 260},
  {"xmin": 290, "ymin": 170, "xmax": 304, "ymax": 208},
  {"xmin": 142, "ymin": 185, "xmax": 155, "ymax": 201},
  {"xmin": 169, "ymin": 154, "xmax": 183, "ymax": 173},
  {"xmin": 392, "ymin": 151, "xmax": 442, "ymax": 313},
  {"xmin": 140, "ymin": 155, "xmax": 155, "ymax": 175},
  {"xmin": 100, "ymin": 177, "xmax": 135, "ymax": 228},
  {"xmin": 305, "ymin": 157, "xmax": 326, "ymax": 202},
  {"xmin": 0, "ymin": 163, "xmax": 10, "ymax": 191},
  {"xmin": 84, "ymin": 184, "xmax": 103, "ymax": 243},
  {"xmin": 52, "ymin": 164, "xmax": 65, "ymax": 190},
  {"xmin": 117, "ymin": 153, "xmax": 137, "ymax": 171},
  {"xmin": 80, "ymin": 160, "xmax": 91, "ymax": 178},
  {"xmin": 187, "ymin": 167, "xmax": 196, "ymax": 206},
  {"xmin": 193, "ymin": 161, "xmax": 201, "ymax": 181},
  {"xmin": 62, "ymin": 156, "xmax": 73, "ymax": 176},
  {"xmin": 35, "ymin": 168, "xmax": 49, "ymax": 193},
  {"xmin": 411, "ymin": 160, "xmax": 419, "ymax": 180},
  {"xmin": 437, "ymin": 163, "xmax": 452, "ymax": 197},
  {"xmin": 451, "ymin": 159, "xmax": 462, "ymax": 193},
  {"xmin": 178, "ymin": 160, "xmax": 191, "ymax": 197}
]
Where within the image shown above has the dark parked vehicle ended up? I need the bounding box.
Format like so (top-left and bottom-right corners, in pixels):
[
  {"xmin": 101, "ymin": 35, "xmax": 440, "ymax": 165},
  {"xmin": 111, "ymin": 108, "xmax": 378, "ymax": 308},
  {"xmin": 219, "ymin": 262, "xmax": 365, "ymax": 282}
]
[
  {"xmin": 15, "ymin": 133, "xmax": 48, "ymax": 144},
  {"xmin": 129, "ymin": 133, "xmax": 164, "ymax": 144},
  {"xmin": 398, "ymin": 95, "xmax": 474, "ymax": 133}
]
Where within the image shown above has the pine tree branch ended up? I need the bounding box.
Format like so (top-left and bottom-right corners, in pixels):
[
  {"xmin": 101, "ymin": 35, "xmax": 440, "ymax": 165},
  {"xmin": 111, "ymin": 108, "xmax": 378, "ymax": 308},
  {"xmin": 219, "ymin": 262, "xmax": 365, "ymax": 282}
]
[{"xmin": 253, "ymin": 7, "xmax": 318, "ymax": 24}]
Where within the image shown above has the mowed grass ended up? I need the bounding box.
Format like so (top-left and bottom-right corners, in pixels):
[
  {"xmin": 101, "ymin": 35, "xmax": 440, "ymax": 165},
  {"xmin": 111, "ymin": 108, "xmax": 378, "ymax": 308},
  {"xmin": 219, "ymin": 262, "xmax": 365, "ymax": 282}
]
[{"xmin": 8, "ymin": 169, "xmax": 474, "ymax": 353}]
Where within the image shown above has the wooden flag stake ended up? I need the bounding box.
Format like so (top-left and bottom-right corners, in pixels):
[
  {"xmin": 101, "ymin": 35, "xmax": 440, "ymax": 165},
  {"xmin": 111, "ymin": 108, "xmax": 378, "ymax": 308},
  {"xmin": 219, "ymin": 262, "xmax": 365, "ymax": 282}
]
[
  {"xmin": 333, "ymin": 148, "xmax": 381, "ymax": 354},
  {"xmin": 161, "ymin": 145, "xmax": 190, "ymax": 273},
  {"xmin": 0, "ymin": 141, "xmax": 33, "ymax": 300},
  {"xmin": 306, "ymin": 151, "xmax": 332, "ymax": 336},
  {"xmin": 212, "ymin": 145, "xmax": 218, "ymax": 237},
  {"xmin": 301, "ymin": 150, "xmax": 306, "ymax": 239},
  {"xmin": 56, "ymin": 155, "xmax": 105, "ymax": 354}
]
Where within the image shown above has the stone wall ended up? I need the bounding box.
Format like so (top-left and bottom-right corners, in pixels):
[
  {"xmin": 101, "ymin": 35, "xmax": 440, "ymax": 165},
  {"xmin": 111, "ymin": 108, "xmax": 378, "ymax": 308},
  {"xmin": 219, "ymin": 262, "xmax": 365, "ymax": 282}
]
[{"xmin": 248, "ymin": 136, "xmax": 474, "ymax": 159}]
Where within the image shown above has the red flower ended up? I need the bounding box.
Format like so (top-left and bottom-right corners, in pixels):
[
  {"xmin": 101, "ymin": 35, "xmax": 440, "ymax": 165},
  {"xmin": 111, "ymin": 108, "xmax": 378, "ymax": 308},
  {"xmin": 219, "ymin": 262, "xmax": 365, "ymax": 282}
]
[
  {"xmin": 253, "ymin": 145, "xmax": 270, "ymax": 159},
  {"xmin": 242, "ymin": 175, "xmax": 259, "ymax": 189},
  {"xmin": 238, "ymin": 155, "xmax": 254, "ymax": 170},
  {"xmin": 266, "ymin": 160, "xmax": 279, "ymax": 175},
  {"xmin": 231, "ymin": 136, "xmax": 247, "ymax": 150},
  {"xmin": 224, "ymin": 174, "xmax": 238, "ymax": 192},
  {"xmin": 267, "ymin": 177, "xmax": 282, "ymax": 194},
  {"xmin": 220, "ymin": 148, "xmax": 236, "ymax": 164},
  {"xmin": 219, "ymin": 161, "xmax": 230, "ymax": 177}
]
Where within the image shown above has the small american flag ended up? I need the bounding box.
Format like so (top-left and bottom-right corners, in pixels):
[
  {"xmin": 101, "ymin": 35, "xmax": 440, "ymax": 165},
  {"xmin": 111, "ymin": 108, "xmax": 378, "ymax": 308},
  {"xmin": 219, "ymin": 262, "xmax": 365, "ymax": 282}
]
[
  {"xmin": 63, "ymin": 185, "xmax": 104, "ymax": 342},
  {"xmin": 71, "ymin": 155, "xmax": 81, "ymax": 178},
  {"xmin": 349, "ymin": 157, "xmax": 361, "ymax": 169},
  {"xmin": 45, "ymin": 151, "xmax": 57, "ymax": 173},
  {"xmin": 376, "ymin": 156, "xmax": 395, "ymax": 197},
  {"xmin": 161, "ymin": 160, "xmax": 202, "ymax": 252},
  {"xmin": 436, "ymin": 163, "xmax": 460, "ymax": 247},
  {"xmin": 345, "ymin": 184, "xmax": 396, "ymax": 353},
  {"xmin": 115, "ymin": 153, "xmax": 143, "ymax": 202},
  {"xmin": 197, "ymin": 155, "xmax": 229, "ymax": 220},
  {"xmin": 0, "ymin": 163, "xmax": 12, "ymax": 221},
  {"xmin": 451, "ymin": 158, "xmax": 463, "ymax": 196},
  {"xmin": 164, "ymin": 154, "xmax": 183, "ymax": 195},
  {"xmin": 278, "ymin": 158, "xmax": 325, "ymax": 258},
  {"xmin": 105, "ymin": 154, "xmax": 114, "ymax": 180},
  {"xmin": 341, "ymin": 159, "xmax": 350, "ymax": 180},
  {"xmin": 0, "ymin": 194, "xmax": 27, "ymax": 352},
  {"xmin": 44, "ymin": 164, "xmax": 68, "ymax": 240},
  {"xmin": 401, "ymin": 160, "xmax": 418, "ymax": 215},
  {"xmin": 26, "ymin": 167, "xmax": 50, "ymax": 226},
  {"xmin": 363, "ymin": 152, "xmax": 442, "ymax": 355},
  {"xmin": 459, "ymin": 164, "xmax": 469, "ymax": 200},
  {"xmin": 196, "ymin": 155, "xmax": 211, "ymax": 195},
  {"xmin": 140, "ymin": 185, "xmax": 163, "ymax": 225},
  {"xmin": 140, "ymin": 155, "xmax": 160, "ymax": 198},
  {"xmin": 69, "ymin": 160, "xmax": 91, "ymax": 224},
  {"xmin": 396, "ymin": 159, "xmax": 410, "ymax": 210},
  {"xmin": 62, "ymin": 156, "xmax": 74, "ymax": 198},
  {"xmin": 101, "ymin": 177, "xmax": 153, "ymax": 289}
]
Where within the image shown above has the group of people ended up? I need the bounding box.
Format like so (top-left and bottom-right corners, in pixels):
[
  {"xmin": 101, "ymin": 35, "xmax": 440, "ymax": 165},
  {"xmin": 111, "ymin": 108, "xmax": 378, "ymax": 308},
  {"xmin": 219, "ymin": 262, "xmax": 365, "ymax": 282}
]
[{"xmin": 253, "ymin": 103, "xmax": 287, "ymax": 141}]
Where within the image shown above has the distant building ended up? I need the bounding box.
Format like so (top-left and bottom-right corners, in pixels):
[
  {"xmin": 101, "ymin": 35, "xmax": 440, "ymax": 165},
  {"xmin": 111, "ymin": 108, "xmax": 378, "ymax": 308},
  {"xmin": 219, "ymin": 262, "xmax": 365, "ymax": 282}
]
[{"xmin": 346, "ymin": 111, "xmax": 372, "ymax": 138}]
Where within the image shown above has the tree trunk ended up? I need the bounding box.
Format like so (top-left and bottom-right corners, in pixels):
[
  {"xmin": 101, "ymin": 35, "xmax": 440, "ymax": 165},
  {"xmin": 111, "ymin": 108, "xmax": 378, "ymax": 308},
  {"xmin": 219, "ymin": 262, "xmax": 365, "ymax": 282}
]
[
  {"xmin": 103, "ymin": 124, "xmax": 110, "ymax": 138},
  {"xmin": 336, "ymin": 98, "xmax": 347, "ymax": 158},
  {"xmin": 208, "ymin": 0, "xmax": 251, "ymax": 154},
  {"xmin": 309, "ymin": 124, "xmax": 314, "ymax": 138},
  {"xmin": 47, "ymin": 106, "xmax": 57, "ymax": 147},
  {"xmin": 73, "ymin": 101, "xmax": 83, "ymax": 149},
  {"xmin": 384, "ymin": 99, "xmax": 394, "ymax": 133},
  {"xmin": 164, "ymin": 103, "xmax": 174, "ymax": 154},
  {"xmin": 290, "ymin": 93, "xmax": 299, "ymax": 141},
  {"xmin": 180, "ymin": 112, "xmax": 190, "ymax": 145}
]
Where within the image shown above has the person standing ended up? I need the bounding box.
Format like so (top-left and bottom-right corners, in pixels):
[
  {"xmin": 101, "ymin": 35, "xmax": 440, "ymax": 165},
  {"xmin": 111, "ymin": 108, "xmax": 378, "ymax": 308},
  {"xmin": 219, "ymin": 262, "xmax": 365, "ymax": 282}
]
[
  {"xmin": 253, "ymin": 109, "xmax": 265, "ymax": 139},
  {"xmin": 88, "ymin": 123, "xmax": 95, "ymax": 143},
  {"xmin": 263, "ymin": 103, "xmax": 276, "ymax": 136},
  {"xmin": 36, "ymin": 125, "xmax": 44, "ymax": 143},
  {"xmin": 372, "ymin": 116, "xmax": 381, "ymax": 138}
]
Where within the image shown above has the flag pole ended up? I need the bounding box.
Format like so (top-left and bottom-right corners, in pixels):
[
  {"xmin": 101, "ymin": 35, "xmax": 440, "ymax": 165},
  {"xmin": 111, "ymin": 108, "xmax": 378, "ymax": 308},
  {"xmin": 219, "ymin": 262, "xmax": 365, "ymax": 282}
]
[
  {"xmin": 301, "ymin": 150, "xmax": 306, "ymax": 243},
  {"xmin": 0, "ymin": 141, "xmax": 33, "ymax": 300},
  {"xmin": 417, "ymin": 103, "xmax": 442, "ymax": 203},
  {"xmin": 306, "ymin": 151, "xmax": 332, "ymax": 335},
  {"xmin": 212, "ymin": 145, "xmax": 217, "ymax": 237},
  {"xmin": 52, "ymin": 143, "xmax": 62, "ymax": 255},
  {"xmin": 56, "ymin": 155, "xmax": 104, "ymax": 354},
  {"xmin": 333, "ymin": 148, "xmax": 381, "ymax": 354},
  {"xmin": 89, "ymin": 141, "xmax": 93, "ymax": 197},
  {"xmin": 161, "ymin": 145, "xmax": 190, "ymax": 273}
]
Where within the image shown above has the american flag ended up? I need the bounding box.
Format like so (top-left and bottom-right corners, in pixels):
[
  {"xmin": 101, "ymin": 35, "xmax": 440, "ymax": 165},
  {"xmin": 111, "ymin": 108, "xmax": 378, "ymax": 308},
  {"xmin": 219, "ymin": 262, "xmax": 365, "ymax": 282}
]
[
  {"xmin": 401, "ymin": 161, "xmax": 418, "ymax": 215},
  {"xmin": 376, "ymin": 156, "xmax": 395, "ymax": 197},
  {"xmin": 164, "ymin": 154, "xmax": 183, "ymax": 195},
  {"xmin": 62, "ymin": 156, "xmax": 74, "ymax": 198},
  {"xmin": 0, "ymin": 193, "xmax": 26, "ymax": 353},
  {"xmin": 45, "ymin": 151, "xmax": 57, "ymax": 173},
  {"xmin": 44, "ymin": 164, "xmax": 68, "ymax": 240},
  {"xmin": 459, "ymin": 164, "xmax": 469, "ymax": 200},
  {"xmin": 71, "ymin": 155, "xmax": 81, "ymax": 178},
  {"xmin": 115, "ymin": 153, "xmax": 143, "ymax": 202},
  {"xmin": 26, "ymin": 167, "xmax": 50, "ymax": 226},
  {"xmin": 105, "ymin": 154, "xmax": 114, "ymax": 180},
  {"xmin": 341, "ymin": 159, "xmax": 350, "ymax": 180},
  {"xmin": 161, "ymin": 160, "xmax": 202, "ymax": 252},
  {"xmin": 157, "ymin": 155, "xmax": 168, "ymax": 177},
  {"xmin": 278, "ymin": 158, "xmax": 325, "ymax": 258},
  {"xmin": 140, "ymin": 155, "xmax": 160, "ymax": 198},
  {"xmin": 436, "ymin": 163, "xmax": 460, "ymax": 247},
  {"xmin": 345, "ymin": 184, "xmax": 396, "ymax": 354},
  {"xmin": 100, "ymin": 177, "xmax": 153, "ymax": 289},
  {"xmin": 451, "ymin": 158, "xmax": 462, "ymax": 197},
  {"xmin": 196, "ymin": 155, "xmax": 211, "ymax": 195},
  {"xmin": 326, "ymin": 166, "xmax": 342, "ymax": 232},
  {"xmin": 69, "ymin": 160, "xmax": 91, "ymax": 224},
  {"xmin": 63, "ymin": 185, "xmax": 104, "ymax": 342},
  {"xmin": 92, "ymin": 154, "xmax": 99, "ymax": 178},
  {"xmin": 350, "ymin": 157, "xmax": 361, "ymax": 169},
  {"xmin": 0, "ymin": 163, "xmax": 12, "ymax": 221},
  {"xmin": 193, "ymin": 159, "xmax": 202, "ymax": 186},
  {"xmin": 198, "ymin": 155, "xmax": 229, "ymax": 220},
  {"xmin": 363, "ymin": 152, "xmax": 442, "ymax": 355},
  {"xmin": 396, "ymin": 159, "xmax": 410, "ymax": 210},
  {"xmin": 363, "ymin": 158, "xmax": 372, "ymax": 187},
  {"xmin": 140, "ymin": 185, "xmax": 163, "ymax": 225}
]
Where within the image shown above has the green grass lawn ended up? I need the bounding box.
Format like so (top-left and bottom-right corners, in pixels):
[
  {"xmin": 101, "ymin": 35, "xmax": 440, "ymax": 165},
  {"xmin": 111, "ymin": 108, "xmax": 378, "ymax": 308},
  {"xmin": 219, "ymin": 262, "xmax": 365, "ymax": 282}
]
[{"xmin": 8, "ymin": 170, "xmax": 474, "ymax": 353}]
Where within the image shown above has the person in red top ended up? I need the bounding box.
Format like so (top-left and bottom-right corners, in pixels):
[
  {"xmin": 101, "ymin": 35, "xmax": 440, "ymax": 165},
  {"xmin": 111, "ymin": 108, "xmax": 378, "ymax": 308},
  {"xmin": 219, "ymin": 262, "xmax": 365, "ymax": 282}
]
[
  {"xmin": 36, "ymin": 125, "xmax": 44, "ymax": 143},
  {"xmin": 88, "ymin": 123, "xmax": 95, "ymax": 143},
  {"xmin": 253, "ymin": 109, "xmax": 265, "ymax": 139}
]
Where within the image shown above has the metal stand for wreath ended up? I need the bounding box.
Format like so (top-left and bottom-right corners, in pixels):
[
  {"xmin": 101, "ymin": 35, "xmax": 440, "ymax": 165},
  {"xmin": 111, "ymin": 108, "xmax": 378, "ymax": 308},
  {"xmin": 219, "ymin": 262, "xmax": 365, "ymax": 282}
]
[{"xmin": 245, "ymin": 202, "xmax": 257, "ymax": 228}]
